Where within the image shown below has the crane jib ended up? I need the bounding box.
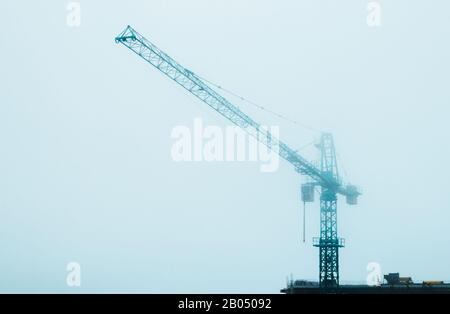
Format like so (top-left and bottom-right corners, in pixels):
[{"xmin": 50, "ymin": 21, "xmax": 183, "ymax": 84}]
[{"xmin": 115, "ymin": 25, "xmax": 357, "ymax": 198}]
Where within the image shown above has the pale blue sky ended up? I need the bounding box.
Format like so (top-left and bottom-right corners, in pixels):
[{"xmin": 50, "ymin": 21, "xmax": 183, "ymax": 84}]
[{"xmin": 1, "ymin": 1, "xmax": 449, "ymax": 293}]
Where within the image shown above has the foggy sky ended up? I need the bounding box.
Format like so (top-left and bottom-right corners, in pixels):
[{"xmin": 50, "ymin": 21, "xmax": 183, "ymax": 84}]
[{"xmin": 1, "ymin": 0, "xmax": 449, "ymax": 292}]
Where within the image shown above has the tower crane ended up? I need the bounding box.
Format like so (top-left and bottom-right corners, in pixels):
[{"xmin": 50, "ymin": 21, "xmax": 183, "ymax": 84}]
[{"xmin": 115, "ymin": 25, "xmax": 361, "ymax": 289}]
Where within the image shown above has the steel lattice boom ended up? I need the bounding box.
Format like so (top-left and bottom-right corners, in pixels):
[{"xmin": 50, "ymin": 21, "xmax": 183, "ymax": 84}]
[{"xmin": 115, "ymin": 25, "xmax": 360, "ymax": 288}]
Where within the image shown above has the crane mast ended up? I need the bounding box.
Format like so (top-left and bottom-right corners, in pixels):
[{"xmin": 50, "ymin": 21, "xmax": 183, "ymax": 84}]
[{"xmin": 115, "ymin": 25, "xmax": 360, "ymax": 289}]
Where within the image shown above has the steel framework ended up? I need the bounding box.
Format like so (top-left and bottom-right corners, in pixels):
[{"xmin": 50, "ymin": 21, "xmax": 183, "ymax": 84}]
[
  {"xmin": 314, "ymin": 133, "xmax": 345, "ymax": 288},
  {"xmin": 115, "ymin": 25, "xmax": 360, "ymax": 288}
]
